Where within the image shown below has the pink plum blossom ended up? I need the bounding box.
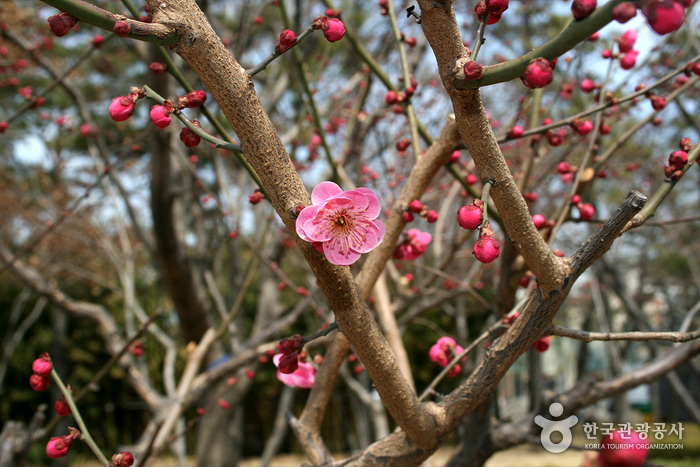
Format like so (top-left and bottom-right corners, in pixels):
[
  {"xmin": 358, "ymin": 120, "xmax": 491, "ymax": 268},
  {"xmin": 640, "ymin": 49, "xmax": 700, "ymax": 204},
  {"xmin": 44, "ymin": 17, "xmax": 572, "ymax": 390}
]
[
  {"xmin": 393, "ymin": 228, "xmax": 431, "ymax": 260},
  {"xmin": 296, "ymin": 181, "xmax": 385, "ymax": 266},
  {"xmin": 429, "ymin": 337, "xmax": 466, "ymax": 376},
  {"xmin": 273, "ymin": 354, "xmax": 316, "ymax": 388}
]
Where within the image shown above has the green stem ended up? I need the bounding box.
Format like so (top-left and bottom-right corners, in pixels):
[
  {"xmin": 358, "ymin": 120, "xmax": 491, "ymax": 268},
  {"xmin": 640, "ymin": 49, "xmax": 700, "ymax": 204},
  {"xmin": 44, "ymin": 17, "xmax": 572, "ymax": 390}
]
[
  {"xmin": 50, "ymin": 369, "xmax": 110, "ymax": 466},
  {"xmin": 458, "ymin": 0, "xmax": 627, "ymax": 89},
  {"xmin": 246, "ymin": 26, "xmax": 316, "ymax": 76},
  {"xmin": 470, "ymin": 15, "xmax": 488, "ymax": 62}
]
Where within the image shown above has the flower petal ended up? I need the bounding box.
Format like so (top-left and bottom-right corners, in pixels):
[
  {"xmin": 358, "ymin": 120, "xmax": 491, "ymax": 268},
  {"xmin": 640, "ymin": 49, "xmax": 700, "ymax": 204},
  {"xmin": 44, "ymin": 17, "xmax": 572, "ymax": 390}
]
[
  {"xmin": 311, "ymin": 181, "xmax": 343, "ymax": 204},
  {"xmin": 352, "ymin": 219, "xmax": 385, "ymax": 253},
  {"xmin": 296, "ymin": 205, "xmax": 321, "ymax": 241},
  {"xmin": 353, "ymin": 187, "xmax": 382, "ymax": 219},
  {"xmin": 323, "ymin": 241, "xmax": 361, "ymax": 266}
]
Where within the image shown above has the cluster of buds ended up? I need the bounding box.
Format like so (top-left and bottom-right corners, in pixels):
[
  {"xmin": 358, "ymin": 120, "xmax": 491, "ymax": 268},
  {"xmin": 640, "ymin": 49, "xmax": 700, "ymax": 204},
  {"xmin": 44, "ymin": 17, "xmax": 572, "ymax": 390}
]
[
  {"xmin": 557, "ymin": 161, "xmax": 578, "ymax": 183},
  {"xmin": 47, "ymin": 13, "xmax": 78, "ymax": 37},
  {"xmin": 401, "ymin": 199, "xmax": 438, "ymax": 223},
  {"xmin": 520, "ymin": 57, "xmax": 556, "ymax": 89},
  {"xmin": 570, "ymin": 195, "xmax": 595, "ymax": 221},
  {"xmin": 30, "ymin": 353, "xmax": 52, "ymax": 391},
  {"xmin": 46, "ymin": 427, "xmax": 82, "ymax": 459},
  {"xmin": 474, "ymin": 0, "xmax": 510, "ymax": 25},
  {"xmin": 429, "ymin": 337, "xmax": 466, "ymax": 377},
  {"xmin": 664, "ymin": 147, "xmax": 690, "ymax": 181},
  {"xmin": 277, "ymin": 334, "xmax": 305, "ymax": 374}
]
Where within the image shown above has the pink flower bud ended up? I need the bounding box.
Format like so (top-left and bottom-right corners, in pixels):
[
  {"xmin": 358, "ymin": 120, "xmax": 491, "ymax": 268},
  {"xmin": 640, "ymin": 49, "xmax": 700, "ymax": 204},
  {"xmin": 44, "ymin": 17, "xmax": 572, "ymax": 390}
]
[
  {"xmin": 449, "ymin": 150, "xmax": 461, "ymax": 163},
  {"xmin": 183, "ymin": 90, "xmax": 207, "ymax": 108},
  {"xmin": 425, "ymin": 210, "xmax": 438, "ymax": 223},
  {"xmin": 573, "ymin": 119, "xmax": 594, "ymax": 136},
  {"xmin": 46, "ymin": 429, "xmax": 80, "ymax": 459},
  {"xmin": 620, "ymin": 50, "xmax": 639, "ymax": 69},
  {"xmin": 30, "ymin": 373, "xmax": 50, "ymax": 391},
  {"xmin": 507, "ymin": 125, "xmax": 524, "ymax": 139},
  {"xmin": 32, "ymin": 353, "xmax": 52, "ymax": 376},
  {"xmin": 572, "ymin": 0, "xmax": 597, "ymax": 20},
  {"xmin": 472, "ymin": 226, "xmax": 500, "ymax": 264},
  {"xmin": 384, "ymin": 90, "xmax": 398, "ymax": 105},
  {"xmin": 466, "ymin": 174, "xmax": 479, "ymax": 185},
  {"xmin": 180, "ymin": 127, "xmax": 201, "ymax": 148},
  {"xmin": 532, "ymin": 214, "xmax": 547, "ymax": 230},
  {"xmin": 520, "ymin": 57, "xmax": 555, "ymax": 89},
  {"xmin": 463, "ymin": 61, "xmax": 483, "ymax": 80},
  {"xmin": 0, "ymin": 121, "xmax": 8, "ymax": 133},
  {"xmin": 396, "ymin": 138, "xmax": 410, "ymax": 151},
  {"xmin": 642, "ymin": 0, "xmax": 686, "ymax": 35},
  {"xmin": 322, "ymin": 18, "xmax": 345, "ymax": 42},
  {"xmin": 408, "ymin": 200, "xmax": 423, "ymax": 213},
  {"xmin": 618, "ymin": 29, "xmax": 638, "ymax": 53},
  {"xmin": 149, "ymin": 105, "xmax": 171, "ymax": 128},
  {"xmin": 571, "ymin": 194, "xmax": 581, "ymax": 205},
  {"xmin": 113, "ymin": 20, "xmax": 131, "ymax": 38},
  {"xmin": 458, "ymin": 204, "xmax": 483, "ymax": 230},
  {"xmin": 578, "ymin": 202, "xmax": 595, "ymax": 221},
  {"xmin": 580, "ymin": 78, "xmax": 596, "ymax": 93},
  {"xmin": 613, "ymin": 2, "xmax": 638, "ymax": 23},
  {"xmin": 275, "ymin": 29, "xmax": 297, "ymax": 54},
  {"xmin": 109, "ymin": 95, "xmax": 136, "ymax": 122}
]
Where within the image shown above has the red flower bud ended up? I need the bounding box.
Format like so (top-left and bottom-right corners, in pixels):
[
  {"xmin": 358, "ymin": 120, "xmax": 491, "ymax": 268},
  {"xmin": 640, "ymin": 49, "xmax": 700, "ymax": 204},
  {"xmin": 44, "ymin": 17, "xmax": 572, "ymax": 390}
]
[
  {"xmin": 275, "ymin": 29, "xmax": 297, "ymax": 54},
  {"xmin": 650, "ymin": 95, "xmax": 667, "ymax": 110},
  {"xmin": 30, "ymin": 373, "xmax": 50, "ymax": 391},
  {"xmin": 620, "ymin": 50, "xmax": 639, "ymax": 69},
  {"xmin": 54, "ymin": 397, "xmax": 71, "ymax": 417},
  {"xmin": 180, "ymin": 127, "xmax": 201, "ymax": 148},
  {"xmin": 618, "ymin": 29, "xmax": 638, "ymax": 53},
  {"xmin": 113, "ymin": 20, "xmax": 131, "ymax": 38},
  {"xmin": 572, "ymin": 0, "xmax": 597, "ymax": 20},
  {"xmin": 463, "ymin": 61, "xmax": 483, "ymax": 80},
  {"xmin": 577, "ymin": 202, "xmax": 595, "ymax": 221},
  {"xmin": 668, "ymin": 150, "xmax": 688, "ymax": 169},
  {"xmin": 148, "ymin": 62, "xmax": 167, "ymax": 74},
  {"xmin": 425, "ymin": 210, "xmax": 439, "ymax": 223},
  {"xmin": 533, "ymin": 336, "xmax": 551, "ymax": 352},
  {"xmin": 47, "ymin": 13, "xmax": 77, "ymax": 37},
  {"xmin": 278, "ymin": 353, "xmax": 299, "ymax": 374},
  {"xmin": 249, "ymin": 190, "xmax": 265, "ymax": 205},
  {"xmin": 183, "ymin": 90, "xmax": 207, "ymax": 108},
  {"xmin": 613, "ymin": 2, "xmax": 638, "ymax": 23},
  {"xmin": 507, "ymin": 125, "xmax": 524, "ymax": 138},
  {"xmin": 279, "ymin": 335, "xmax": 304, "ymax": 354},
  {"xmin": 580, "ymin": 78, "xmax": 596, "ymax": 93},
  {"xmin": 520, "ymin": 57, "xmax": 555, "ymax": 89}
]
